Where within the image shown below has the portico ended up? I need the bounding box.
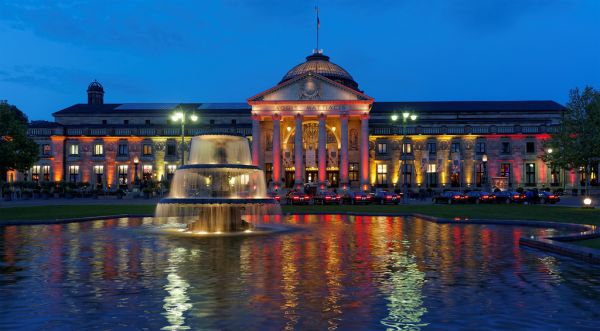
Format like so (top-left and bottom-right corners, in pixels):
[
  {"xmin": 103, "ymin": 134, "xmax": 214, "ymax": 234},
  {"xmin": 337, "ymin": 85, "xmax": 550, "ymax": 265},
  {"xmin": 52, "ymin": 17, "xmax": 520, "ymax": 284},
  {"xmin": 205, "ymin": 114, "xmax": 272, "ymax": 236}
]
[{"xmin": 247, "ymin": 54, "xmax": 373, "ymax": 189}]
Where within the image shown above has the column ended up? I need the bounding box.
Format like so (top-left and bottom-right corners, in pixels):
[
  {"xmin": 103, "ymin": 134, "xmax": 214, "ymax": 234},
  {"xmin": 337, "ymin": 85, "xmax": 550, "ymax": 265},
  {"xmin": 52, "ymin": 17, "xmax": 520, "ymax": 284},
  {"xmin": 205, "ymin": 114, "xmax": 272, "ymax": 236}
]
[
  {"xmin": 360, "ymin": 113, "xmax": 370, "ymax": 189},
  {"xmin": 340, "ymin": 114, "xmax": 349, "ymax": 185},
  {"xmin": 251, "ymin": 113, "xmax": 261, "ymax": 167},
  {"xmin": 318, "ymin": 113, "xmax": 327, "ymax": 184},
  {"xmin": 294, "ymin": 114, "xmax": 304, "ymax": 186},
  {"xmin": 272, "ymin": 114, "xmax": 282, "ymax": 187}
]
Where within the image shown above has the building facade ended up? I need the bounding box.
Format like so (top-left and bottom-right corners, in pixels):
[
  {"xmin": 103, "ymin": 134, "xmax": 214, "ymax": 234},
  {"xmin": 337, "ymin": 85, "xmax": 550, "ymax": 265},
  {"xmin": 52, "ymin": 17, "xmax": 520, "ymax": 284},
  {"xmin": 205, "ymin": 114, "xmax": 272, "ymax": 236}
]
[{"xmin": 23, "ymin": 52, "xmax": 590, "ymax": 192}]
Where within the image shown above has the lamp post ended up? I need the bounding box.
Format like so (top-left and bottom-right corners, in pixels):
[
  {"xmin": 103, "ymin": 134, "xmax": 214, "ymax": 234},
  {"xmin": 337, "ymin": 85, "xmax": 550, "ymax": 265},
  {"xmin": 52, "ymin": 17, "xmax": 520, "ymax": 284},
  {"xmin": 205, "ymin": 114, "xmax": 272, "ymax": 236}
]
[
  {"xmin": 482, "ymin": 154, "xmax": 488, "ymax": 191},
  {"xmin": 171, "ymin": 108, "xmax": 199, "ymax": 165},
  {"xmin": 392, "ymin": 111, "xmax": 417, "ymax": 203},
  {"xmin": 133, "ymin": 156, "xmax": 140, "ymax": 186}
]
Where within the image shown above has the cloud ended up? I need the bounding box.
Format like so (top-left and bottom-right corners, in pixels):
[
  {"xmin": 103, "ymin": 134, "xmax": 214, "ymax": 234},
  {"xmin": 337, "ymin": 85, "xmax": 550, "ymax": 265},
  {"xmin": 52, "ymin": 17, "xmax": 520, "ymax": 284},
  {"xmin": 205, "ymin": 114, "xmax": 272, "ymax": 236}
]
[{"xmin": 0, "ymin": 0, "xmax": 206, "ymax": 52}]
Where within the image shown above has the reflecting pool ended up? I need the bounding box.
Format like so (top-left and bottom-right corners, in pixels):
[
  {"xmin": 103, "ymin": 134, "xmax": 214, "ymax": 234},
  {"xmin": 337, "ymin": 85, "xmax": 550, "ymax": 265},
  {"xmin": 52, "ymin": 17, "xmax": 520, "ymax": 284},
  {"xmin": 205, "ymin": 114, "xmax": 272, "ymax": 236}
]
[{"xmin": 1, "ymin": 215, "xmax": 600, "ymax": 330}]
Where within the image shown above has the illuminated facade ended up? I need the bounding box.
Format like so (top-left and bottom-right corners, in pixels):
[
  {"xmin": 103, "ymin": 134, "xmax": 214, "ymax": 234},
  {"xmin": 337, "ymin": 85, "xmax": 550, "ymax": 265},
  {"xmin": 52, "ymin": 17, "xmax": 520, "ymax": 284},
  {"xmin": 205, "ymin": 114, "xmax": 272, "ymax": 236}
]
[{"xmin": 24, "ymin": 52, "xmax": 581, "ymax": 192}]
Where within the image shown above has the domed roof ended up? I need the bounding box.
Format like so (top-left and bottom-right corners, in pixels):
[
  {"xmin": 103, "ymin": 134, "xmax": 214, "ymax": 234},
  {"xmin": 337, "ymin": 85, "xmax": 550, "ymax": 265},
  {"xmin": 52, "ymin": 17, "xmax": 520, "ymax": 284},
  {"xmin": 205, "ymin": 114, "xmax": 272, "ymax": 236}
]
[
  {"xmin": 280, "ymin": 53, "xmax": 359, "ymax": 91},
  {"xmin": 87, "ymin": 80, "xmax": 104, "ymax": 93}
]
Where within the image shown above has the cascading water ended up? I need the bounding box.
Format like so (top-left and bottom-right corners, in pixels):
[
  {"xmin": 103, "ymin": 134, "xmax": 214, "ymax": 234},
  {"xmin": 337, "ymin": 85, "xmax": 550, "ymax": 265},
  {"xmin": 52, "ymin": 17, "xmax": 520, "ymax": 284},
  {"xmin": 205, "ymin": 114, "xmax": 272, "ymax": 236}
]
[{"xmin": 155, "ymin": 135, "xmax": 280, "ymax": 233}]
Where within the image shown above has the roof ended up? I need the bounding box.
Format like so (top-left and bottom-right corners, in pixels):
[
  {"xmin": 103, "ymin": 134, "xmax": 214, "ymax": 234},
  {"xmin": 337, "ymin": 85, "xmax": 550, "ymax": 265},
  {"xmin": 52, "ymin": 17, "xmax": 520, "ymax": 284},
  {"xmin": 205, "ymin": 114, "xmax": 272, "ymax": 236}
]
[
  {"xmin": 52, "ymin": 100, "xmax": 565, "ymax": 116},
  {"xmin": 53, "ymin": 103, "xmax": 251, "ymax": 116},
  {"xmin": 370, "ymin": 101, "xmax": 566, "ymax": 113},
  {"xmin": 280, "ymin": 53, "xmax": 359, "ymax": 91}
]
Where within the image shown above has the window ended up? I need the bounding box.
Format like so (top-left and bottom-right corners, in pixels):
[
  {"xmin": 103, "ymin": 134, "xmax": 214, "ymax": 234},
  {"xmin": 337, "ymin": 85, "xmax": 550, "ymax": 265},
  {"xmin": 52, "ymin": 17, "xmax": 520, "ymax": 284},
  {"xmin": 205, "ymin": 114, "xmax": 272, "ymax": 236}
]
[
  {"xmin": 426, "ymin": 163, "xmax": 438, "ymax": 187},
  {"xmin": 69, "ymin": 165, "xmax": 79, "ymax": 183},
  {"xmin": 118, "ymin": 165, "xmax": 128, "ymax": 186},
  {"xmin": 525, "ymin": 163, "xmax": 536, "ymax": 186},
  {"xmin": 166, "ymin": 164, "xmax": 177, "ymax": 180},
  {"xmin": 231, "ymin": 119, "xmax": 237, "ymax": 125},
  {"xmin": 476, "ymin": 163, "xmax": 484, "ymax": 187},
  {"xmin": 118, "ymin": 143, "xmax": 128, "ymax": 156},
  {"xmin": 93, "ymin": 143, "xmax": 103, "ymax": 156},
  {"xmin": 42, "ymin": 144, "xmax": 51, "ymax": 156},
  {"xmin": 102, "ymin": 120, "xmax": 107, "ymax": 125},
  {"xmin": 501, "ymin": 142, "xmax": 511, "ymax": 154},
  {"xmin": 476, "ymin": 142, "xmax": 486, "ymax": 154},
  {"xmin": 145, "ymin": 120, "xmax": 151, "ymax": 125},
  {"xmin": 401, "ymin": 164, "xmax": 412, "ymax": 187},
  {"xmin": 94, "ymin": 165, "xmax": 104, "ymax": 185},
  {"xmin": 500, "ymin": 163, "xmax": 511, "ymax": 177},
  {"xmin": 31, "ymin": 165, "xmax": 40, "ymax": 182},
  {"xmin": 526, "ymin": 142, "xmax": 535, "ymax": 154},
  {"xmin": 551, "ymin": 167, "xmax": 560, "ymax": 186},
  {"xmin": 143, "ymin": 165, "xmax": 153, "ymax": 181},
  {"xmin": 427, "ymin": 142, "xmax": 436, "ymax": 155},
  {"xmin": 69, "ymin": 144, "xmax": 79, "ymax": 156},
  {"xmin": 377, "ymin": 143, "xmax": 387, "ymax": 154},
  {"xmin": 143, "ymin": 144, "xmax": 153, "ymax": 156},
  {"xmin": 265, "ymin": 163, "xmax": 273, "ymax": 183},
  {"xmin": 42, "ymin": 165, "xmax": 50, "ymax": 182},
  {"xmin": 167, "ymin": 143, "xmax": 177, "ymax": 156},
  {"xmin": 210, "ymin": 119, "xmax": 215, "ymax": 125},
  {"xmin": 402, "ymin": 142, "xmax": 412, "ymax": 154},
  {"xmin": 451, "ymin": 142, "xmax": 460, "ymax": 153},
  {"xmin": 124, "ymin": 120, "xmax": 129, "ymax": 125},
  {"xmin": 376, "ymin": 164, "xmax": 388, "ymax": 186},
  {"xmin": 349, "ymin": 163, "xmax": 359, "ymax": 182}
]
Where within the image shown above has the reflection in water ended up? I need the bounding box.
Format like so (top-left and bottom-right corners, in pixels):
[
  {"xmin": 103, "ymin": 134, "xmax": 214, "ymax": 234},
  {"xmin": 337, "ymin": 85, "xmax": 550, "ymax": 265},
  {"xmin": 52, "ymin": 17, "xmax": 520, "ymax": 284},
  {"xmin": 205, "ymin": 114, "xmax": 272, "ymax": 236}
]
[
  {"xmin": 162, "ymin": 247, "xmax": 192, "ymax": 331},
  {"xmin": 1, "ymin": 216, "xmax": 600, "ymax": 330}
]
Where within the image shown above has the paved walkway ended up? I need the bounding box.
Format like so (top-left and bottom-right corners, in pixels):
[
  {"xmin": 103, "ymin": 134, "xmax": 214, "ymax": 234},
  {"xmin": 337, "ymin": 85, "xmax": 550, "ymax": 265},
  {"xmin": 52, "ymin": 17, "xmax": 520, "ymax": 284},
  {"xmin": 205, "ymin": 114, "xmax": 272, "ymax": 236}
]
[{"xmin": 0, "ymin": 197, "xmax": 160, "ymax": 208}]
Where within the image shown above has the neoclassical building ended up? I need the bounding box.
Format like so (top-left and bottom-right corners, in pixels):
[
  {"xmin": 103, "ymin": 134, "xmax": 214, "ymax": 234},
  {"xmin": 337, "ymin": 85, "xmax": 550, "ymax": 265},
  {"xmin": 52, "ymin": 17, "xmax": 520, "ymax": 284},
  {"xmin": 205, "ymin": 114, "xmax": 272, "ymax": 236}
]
[{"xmin": 23, "ymin": 51, "xmax": 586, "ymax": 192}]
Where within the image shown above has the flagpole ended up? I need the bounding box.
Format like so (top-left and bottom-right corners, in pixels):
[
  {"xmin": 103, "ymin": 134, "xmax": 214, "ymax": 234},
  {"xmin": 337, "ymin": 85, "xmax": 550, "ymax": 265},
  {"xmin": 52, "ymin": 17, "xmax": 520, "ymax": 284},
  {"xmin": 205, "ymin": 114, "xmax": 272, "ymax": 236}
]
[{"xmin": 315, "ymin": 6, "xmax": 320, "ymax": 53}]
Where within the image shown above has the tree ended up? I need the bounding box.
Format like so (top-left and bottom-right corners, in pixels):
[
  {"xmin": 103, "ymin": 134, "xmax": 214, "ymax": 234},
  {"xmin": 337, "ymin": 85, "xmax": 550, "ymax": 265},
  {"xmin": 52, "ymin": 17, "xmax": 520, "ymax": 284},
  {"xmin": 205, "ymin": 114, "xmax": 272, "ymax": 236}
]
[
  {"xmin": 542, "ymin": 86, "xmax": 600, "ymax": 188},
  {"xmin": 0, "ymin": 102, "xmax": 39, "ymax": 181}
]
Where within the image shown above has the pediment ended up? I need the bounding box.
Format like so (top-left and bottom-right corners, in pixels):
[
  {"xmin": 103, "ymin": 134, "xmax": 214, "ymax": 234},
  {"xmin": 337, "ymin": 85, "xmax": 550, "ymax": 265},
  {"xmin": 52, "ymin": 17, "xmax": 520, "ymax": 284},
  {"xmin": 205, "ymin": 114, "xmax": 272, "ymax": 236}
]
[{"xmin": 248, "ymin": 73, "xmax": 373, "ymax": 103}]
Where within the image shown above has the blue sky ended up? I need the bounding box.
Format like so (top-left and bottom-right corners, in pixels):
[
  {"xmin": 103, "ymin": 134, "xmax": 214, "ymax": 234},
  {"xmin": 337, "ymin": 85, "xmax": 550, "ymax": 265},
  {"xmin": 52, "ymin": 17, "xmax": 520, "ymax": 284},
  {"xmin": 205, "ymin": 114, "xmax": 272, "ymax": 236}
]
[{"xmin": 1, "ymin": 0, "xmax": 599, "ymax": 121}]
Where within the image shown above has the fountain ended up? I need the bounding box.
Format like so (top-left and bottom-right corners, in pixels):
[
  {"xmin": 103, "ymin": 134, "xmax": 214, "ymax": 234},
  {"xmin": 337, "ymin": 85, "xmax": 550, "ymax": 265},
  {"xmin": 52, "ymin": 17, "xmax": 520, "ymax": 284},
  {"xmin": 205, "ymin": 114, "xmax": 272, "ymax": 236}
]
[{"xmin": 155, "ymin": 134, "xmax": 280, "ymax": 233}]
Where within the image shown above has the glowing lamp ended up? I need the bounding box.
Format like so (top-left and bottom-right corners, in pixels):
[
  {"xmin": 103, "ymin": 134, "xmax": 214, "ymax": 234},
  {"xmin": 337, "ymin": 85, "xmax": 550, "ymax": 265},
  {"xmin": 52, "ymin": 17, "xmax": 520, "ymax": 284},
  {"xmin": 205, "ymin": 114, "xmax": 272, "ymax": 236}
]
[
  {"xmin": 402, "ymin": 112, "xmax": 410, "ymax": 119},
  {"xmin": 391, "ymin": 114, "xmax": 399, "ymax": 122},
  {"xmin": 410, "ymin": 114, "xmax": 417, "ymax": 121},
  {"xmin": 190, "ymin": 114, "xmax": 198, "ymax": 122},
  {"xmin": 583, "ymin": 197, "xmax": 593, "ymax": 208}
]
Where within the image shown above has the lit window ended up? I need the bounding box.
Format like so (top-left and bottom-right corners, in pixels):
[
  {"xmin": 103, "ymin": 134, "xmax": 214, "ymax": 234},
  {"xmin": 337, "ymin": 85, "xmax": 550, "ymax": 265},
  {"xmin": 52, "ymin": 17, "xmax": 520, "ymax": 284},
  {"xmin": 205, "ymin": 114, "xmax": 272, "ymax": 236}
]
[
  {"xmin": 349, "ymin": 163, "xmax": 359, "ymax": 181},
  {"xmin": 94, "ymin": 165, "xmax": 104, "ymax": 185},
  {"xmin": 31, "ymin": 165, "xmax": 40, "ymax": 182},
  {"xmin": 69, "ymin": 165, "xmax": 79, "ymax": 182},
  {"xmin": 376, "ymin": 163, "xmax": 388, "ymax": 185},
  {"xmin": 143, "ymin": 144, "xmax": 153, "ymax": 156},
  {"xmin": 402, "ymin": 142, "xmax": 412, "ymax": 154},
  {"xmin": 69, "ymin": 144, "xmax": 79, "ymax": 156},
  {"xmin": 143, "ymin": 165, "xmax": 153, "ymax": 181},
  {"xmin": 426, "ymin": 163, "xmax": 438, "ymax": 187},
  {"xmin": 118, "ymin": 165, "xmax": 128, "ymax": 186},
  {"xmin": 526, "ymin": 163, "xmax": 536, "ymax": 186},
  {"xmin": 377, "ymin": 143, "xmax": 387, "ymax": 154},
  {"xmin": 166, "ymin": 164, "xmax": 177, "ymax": 180},
  {"xmin": 42, "ymin": 165, "xmax": 50, "ymax": 181},
  {"xmin": 94, "ymin": 143, "xmax": 103, "ymax": 156}
]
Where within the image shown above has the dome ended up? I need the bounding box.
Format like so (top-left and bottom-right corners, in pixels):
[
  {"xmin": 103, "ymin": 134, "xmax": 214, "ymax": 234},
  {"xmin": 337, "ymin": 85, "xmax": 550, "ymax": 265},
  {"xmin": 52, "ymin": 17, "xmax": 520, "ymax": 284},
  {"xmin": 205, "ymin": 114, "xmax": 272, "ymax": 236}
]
[
  {"xmin": 87, "ymin": 80, "xmax": 104, "ymax": 93},
  {"xmin": 280, "ymin": 53, "xmax": 359, "ymax": 91}
]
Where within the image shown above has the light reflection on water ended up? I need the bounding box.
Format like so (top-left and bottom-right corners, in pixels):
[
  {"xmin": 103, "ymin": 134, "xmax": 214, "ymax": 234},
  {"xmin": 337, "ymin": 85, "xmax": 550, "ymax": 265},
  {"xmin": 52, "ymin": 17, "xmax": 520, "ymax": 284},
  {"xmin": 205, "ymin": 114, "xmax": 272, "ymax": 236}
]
[{"xmin": 1, "ymin": 215, "xmax": 600, "ymax": 330}]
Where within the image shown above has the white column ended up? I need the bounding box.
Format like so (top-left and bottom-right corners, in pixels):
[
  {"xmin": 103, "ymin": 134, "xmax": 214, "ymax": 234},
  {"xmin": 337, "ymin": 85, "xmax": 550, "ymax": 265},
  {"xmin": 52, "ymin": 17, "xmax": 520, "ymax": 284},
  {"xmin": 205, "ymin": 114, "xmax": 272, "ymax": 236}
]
[
  {"xmin": 340, "ymin": 114, "xmax": 349, "ymax": 185},
  {"xmin": 251, "ymin": 114, "xmax": 261, "ymax": 167},
  {"xmin": 360, "ymin": 113, "xmax": 370, "ymax": 189},
  {"xmin": 272, "ymin": 114, "xmax": 282, "ymax": 187},
  {"xmin": 294, "ymin": 114, "xmax": 304, "ymax": 186},
  {"xmin": 318, "ymin": 113, "xmax": 327, "ymax": 184}
]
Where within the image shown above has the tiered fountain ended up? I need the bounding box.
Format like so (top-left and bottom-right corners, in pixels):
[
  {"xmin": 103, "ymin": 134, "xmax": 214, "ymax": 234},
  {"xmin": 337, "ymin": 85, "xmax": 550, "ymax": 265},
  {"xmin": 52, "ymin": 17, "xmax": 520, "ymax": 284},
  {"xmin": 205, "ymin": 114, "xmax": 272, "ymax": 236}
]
[{"xmin": 155, "ymin": 134, "xmax": 280, "ymax": 234}]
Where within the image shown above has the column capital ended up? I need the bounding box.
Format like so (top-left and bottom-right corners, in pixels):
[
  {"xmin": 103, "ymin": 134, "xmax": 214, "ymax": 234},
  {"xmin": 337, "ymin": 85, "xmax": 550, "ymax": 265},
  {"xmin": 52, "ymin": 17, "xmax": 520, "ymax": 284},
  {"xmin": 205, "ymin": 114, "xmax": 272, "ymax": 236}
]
[
  {"xmin": 318, "ymin": 112, "xmax": 326, "ymax": 120},
  {"xmin": 294, "ymin": 113, "xmax": 303, "ymax": 120},
  {"xmin": 360, "ymin": 113, "xmax": 370, "ymax": 121},
  {"xmin": 252, "ymin": 113, "xmax": 261, "ymax": 121},
  {"xmin": 272, "ymin": 113, "xmax": 282, "ymax": 121},
  {"xmin": 340, "ymin": 113, "xmax": 349, "ymax": 120}
]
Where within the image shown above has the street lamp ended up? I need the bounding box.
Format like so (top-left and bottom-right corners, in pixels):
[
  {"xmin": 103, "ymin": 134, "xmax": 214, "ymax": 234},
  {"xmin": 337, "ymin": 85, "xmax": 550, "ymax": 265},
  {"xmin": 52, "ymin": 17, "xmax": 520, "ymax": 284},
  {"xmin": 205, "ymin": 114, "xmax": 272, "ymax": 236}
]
[
  {"xmin": 171, "ymin": 108, "xmax": 199, "ymax": 165},
  {"xmin": 482, "ymin": 154, "xmax": 488, "ymax": 191},
  {"xmin": 391, "ymin": 111, "xmax": 418, "ymax": 203},
  {"xmin": 133, "ymin": 156, "xmax": 140, "ymax": 186}
]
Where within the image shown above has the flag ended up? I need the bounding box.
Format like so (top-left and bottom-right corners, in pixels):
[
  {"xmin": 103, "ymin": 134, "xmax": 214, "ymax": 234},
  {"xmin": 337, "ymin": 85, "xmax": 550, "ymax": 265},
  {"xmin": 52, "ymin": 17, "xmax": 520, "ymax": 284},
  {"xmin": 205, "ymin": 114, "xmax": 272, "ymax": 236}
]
[{"xmin": 316, "ymin": 6, "xmax": 320, "ymax": 29}]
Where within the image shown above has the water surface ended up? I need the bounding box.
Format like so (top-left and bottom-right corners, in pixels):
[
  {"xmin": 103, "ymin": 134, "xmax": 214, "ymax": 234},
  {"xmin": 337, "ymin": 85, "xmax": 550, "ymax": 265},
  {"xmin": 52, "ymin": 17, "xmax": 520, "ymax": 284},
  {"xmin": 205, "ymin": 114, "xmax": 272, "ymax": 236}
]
[{"xmin": 1, "ymin": 215, "xmax": 599, "ymax": 330}]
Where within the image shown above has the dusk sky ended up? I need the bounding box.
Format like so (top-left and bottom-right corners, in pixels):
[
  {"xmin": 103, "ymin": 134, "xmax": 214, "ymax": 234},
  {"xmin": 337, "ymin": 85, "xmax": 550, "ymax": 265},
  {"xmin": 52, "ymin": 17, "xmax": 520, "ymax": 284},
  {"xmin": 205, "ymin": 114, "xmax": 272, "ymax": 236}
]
[{"xmin": 1, "ymin": 0, "xmax": 599, "ymax": 121}]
